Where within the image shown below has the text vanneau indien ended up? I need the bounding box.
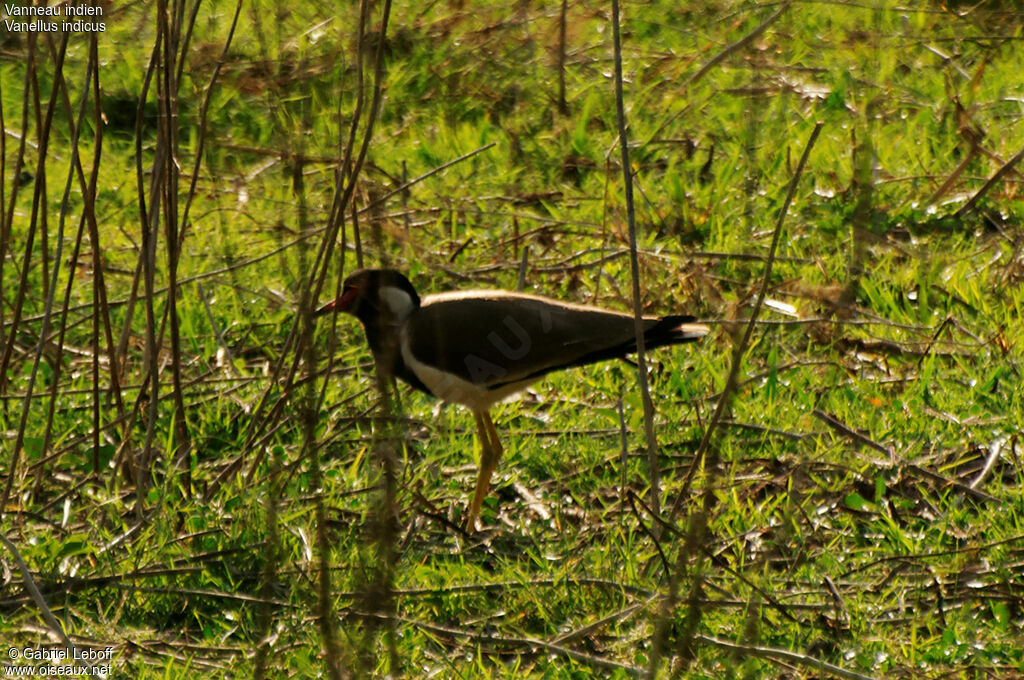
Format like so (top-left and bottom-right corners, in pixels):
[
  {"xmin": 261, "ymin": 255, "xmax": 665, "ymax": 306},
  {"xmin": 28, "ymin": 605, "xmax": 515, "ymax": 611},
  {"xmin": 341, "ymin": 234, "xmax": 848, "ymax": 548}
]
[{"xmin": 5, "ymin": 3, "xmax": 102, "ymax": 16}]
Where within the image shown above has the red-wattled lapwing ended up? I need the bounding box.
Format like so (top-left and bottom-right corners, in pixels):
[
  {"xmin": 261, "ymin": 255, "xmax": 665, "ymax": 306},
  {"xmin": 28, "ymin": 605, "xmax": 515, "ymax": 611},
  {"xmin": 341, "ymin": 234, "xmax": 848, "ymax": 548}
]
[{"xmin": 316, "ymin": 268, "xmax": 708, "ymax": 530}]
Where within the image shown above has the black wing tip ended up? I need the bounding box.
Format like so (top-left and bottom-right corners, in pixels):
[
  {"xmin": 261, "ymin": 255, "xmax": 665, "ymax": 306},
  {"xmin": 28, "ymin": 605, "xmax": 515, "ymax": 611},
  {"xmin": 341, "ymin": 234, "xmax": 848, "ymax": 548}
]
[{"xmin": 649, "ymin": 315, "xmax": 710, "ymax": 344}]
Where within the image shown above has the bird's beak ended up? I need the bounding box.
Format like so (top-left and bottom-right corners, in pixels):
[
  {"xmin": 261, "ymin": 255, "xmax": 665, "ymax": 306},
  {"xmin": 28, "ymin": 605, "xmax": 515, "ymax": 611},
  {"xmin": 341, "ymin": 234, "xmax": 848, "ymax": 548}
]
[
  {"xmin": 314, "ymin": 287, "xmax": 358, "ymax": 317},
  {"xmin": 313, "ymin": 300, "xmax": 337, "ymax": 317}
]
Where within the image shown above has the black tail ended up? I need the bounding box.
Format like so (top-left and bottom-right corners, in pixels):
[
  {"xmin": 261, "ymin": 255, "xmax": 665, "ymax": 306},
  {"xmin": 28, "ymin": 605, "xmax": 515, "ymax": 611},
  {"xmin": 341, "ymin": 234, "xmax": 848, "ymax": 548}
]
[
  {"xmin": 643, "ymin": 315, "xmax": 709, "ymax": 349},
  {"xmin": 569, "ymin": 315, "xmax": 708, "ymax": 369}
]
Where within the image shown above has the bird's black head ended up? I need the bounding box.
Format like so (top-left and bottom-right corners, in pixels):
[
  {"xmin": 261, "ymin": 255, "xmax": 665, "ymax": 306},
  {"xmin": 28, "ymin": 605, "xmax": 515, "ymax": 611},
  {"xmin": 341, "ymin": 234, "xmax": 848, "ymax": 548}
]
[{"xmin": 314, "ymin": 269, "xmax": 421, "ymax": 326}]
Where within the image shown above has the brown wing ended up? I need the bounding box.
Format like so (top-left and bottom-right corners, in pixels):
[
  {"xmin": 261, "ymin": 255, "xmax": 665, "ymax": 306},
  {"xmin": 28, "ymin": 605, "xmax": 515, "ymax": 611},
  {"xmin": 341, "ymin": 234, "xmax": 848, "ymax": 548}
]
[{"xmin": 406, "ymin": 292, "xmax": 674, "ymax": 389}]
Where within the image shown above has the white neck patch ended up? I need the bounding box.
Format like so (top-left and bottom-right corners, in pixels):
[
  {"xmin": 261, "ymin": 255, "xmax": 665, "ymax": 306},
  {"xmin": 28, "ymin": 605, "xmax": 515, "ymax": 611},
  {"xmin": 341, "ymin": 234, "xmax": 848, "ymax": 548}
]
[{"xmin": 379, "ymin": 285, "xmax": 416, "ymax": 320}]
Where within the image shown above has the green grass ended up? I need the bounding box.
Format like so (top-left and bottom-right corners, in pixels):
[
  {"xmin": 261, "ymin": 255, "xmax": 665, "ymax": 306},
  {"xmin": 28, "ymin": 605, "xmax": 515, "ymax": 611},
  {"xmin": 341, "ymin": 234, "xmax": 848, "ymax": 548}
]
[{"xmin": 1, "ymin": 0, "xmax": 1023, "ymax": 677}]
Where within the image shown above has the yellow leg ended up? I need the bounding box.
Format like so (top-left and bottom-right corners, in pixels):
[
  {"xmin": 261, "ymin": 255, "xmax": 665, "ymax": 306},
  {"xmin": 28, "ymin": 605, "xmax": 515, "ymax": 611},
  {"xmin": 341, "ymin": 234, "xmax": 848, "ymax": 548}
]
[{"xmin": 465, "ymin": 411, "xmax": 504, "ymax": 531}]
